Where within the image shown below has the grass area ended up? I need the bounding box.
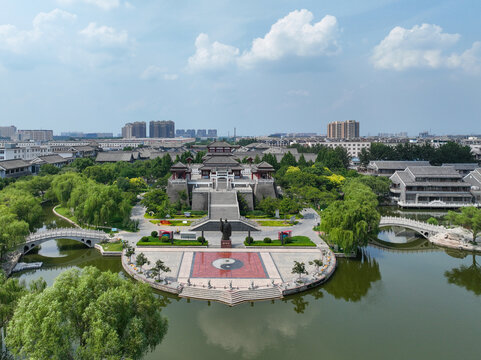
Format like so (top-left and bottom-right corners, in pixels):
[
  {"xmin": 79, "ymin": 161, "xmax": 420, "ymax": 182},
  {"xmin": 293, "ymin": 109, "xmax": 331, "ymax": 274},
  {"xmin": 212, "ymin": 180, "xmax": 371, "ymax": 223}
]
[
  {"xmin": 137, "ymin": 237, "xmax": 208, "ymax": 246},
  {"xmin": 144, "ymin": 213, "xmax": 205, "ymax": 220},
  {"xmin": 257, "ymin": 220, "xmax": 298, "ymax": 227},
  {"xmin": 99, "ymin": 241, "xmax": 123, "ymax": 252},
  {"xmin": 245, "ymin": 235, "xmax": 316, "ymax": 247},
  {"xmin": 149, "ymin": 220, "xmax": 193, "ymax": 226},
  {"xmin": 55, "ymin": 205, "xmax": 79, "ymax": 224},
  {"xmin": 245, "ymin": 211, "xmax": 304, "ymax": 219}
]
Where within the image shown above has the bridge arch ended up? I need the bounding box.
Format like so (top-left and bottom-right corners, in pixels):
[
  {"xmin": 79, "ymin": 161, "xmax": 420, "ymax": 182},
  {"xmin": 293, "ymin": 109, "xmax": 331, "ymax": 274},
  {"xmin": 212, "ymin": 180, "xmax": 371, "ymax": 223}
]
[
  {"xmin": 379, "ymin": 217, "xmax": 444, "ymax": 239},
  {"xmin": 20, "ymin": 228, "xmax": 109, "ymax": 255}
]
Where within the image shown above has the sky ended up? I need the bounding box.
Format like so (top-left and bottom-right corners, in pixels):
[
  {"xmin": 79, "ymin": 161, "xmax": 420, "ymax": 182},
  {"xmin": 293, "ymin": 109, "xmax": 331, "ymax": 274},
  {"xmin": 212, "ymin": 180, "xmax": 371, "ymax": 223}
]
[{"xmin": 0, "ymin": 0, "xmax": 480, "ymax": 137}]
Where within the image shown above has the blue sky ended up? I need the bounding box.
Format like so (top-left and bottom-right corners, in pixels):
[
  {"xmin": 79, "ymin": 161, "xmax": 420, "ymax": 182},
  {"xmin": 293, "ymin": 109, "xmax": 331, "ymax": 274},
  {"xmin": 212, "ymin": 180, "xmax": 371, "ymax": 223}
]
[{"xmin": 1, "ymin": 0, "xmax": 480, "ymax": 136}]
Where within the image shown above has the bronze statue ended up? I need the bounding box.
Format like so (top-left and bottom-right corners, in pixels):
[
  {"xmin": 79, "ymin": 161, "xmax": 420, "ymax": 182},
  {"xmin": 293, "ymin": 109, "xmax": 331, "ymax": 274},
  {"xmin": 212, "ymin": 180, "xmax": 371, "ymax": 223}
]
[{"xmin": 220, "ymin": 218, "xmax": 232, "ymax": 240}]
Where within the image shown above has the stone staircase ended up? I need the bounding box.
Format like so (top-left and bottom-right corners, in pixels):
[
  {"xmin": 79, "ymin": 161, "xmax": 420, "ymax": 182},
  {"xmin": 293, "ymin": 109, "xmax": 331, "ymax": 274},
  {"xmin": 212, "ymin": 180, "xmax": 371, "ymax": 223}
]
[
  {"xmin": 190, "ymin": 189, "xmax": 260, "ymax": 232},
  {"xmin": 179, "ymin": 286, "xmax": 283, "ymax": 306}
]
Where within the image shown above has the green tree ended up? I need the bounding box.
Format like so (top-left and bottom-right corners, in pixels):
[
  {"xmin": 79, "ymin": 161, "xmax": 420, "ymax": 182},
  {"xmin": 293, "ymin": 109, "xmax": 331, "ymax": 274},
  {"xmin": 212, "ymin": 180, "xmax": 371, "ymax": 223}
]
[
  {"xmin": 309, "ymin": 259, "xmax": 323, "ymax": 274},
  {"xmin": 6, "ymin": 267, "xmax": 168, "ymax": 360},
  {"xmin": 320, "ymin": 181, "xmax": 380, "ymax": 253},
  {"xmin": 150, "ymin": 260, "xmax": 171, "ymax": 282},
  {"xmin": 125, "ymin": 246, "xmax": 135, "ymax": 263},
  {"xmin": 39, "ymin": 164, "xmax": 60, "ymax": 175},
  {"xmin": 0, "ymin": 206, "xmax": 29, "ymax": 258},
  {"xmin": 0, "ymin": 188, "xmax": 44, "ymax": 231},
  {"xmin": 444, "ymin": 255, "xmax": 481, "ymax": 295},
  {"xmin": 237, "ymin": 193, "xmax": 249, "ymax": 216},
  {"xmin": 297, "ymin": 154, "xmax": 307, "ymax": 168},
  {"xmin": 291, "ymin": 261, "xmax": 308, "ymax": 281},
  {"xmin": 427, "ymin": 217, "xmax": 439, "ymax": 225},
  {"xmin": 136, "ymin": 252, "xmax": 150, "ymax": 273},
  {"xmin": 257, "ymin": 197, "xmax": 281, "ymax": 217},
  {"xmin": 280, "ymin": 152, "xmax": 297, "ymax": 168},
  {"xmin": 446, "ymin": 207, "xmax": 481, "ymax": 242}
]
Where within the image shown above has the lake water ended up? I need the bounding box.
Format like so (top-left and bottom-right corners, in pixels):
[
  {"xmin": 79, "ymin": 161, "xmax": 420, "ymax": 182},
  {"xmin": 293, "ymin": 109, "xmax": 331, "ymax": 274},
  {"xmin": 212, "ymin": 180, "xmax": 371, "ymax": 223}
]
[{"xmin": 12, "ymin": 213, "xmax": 481, "ymax": 360}]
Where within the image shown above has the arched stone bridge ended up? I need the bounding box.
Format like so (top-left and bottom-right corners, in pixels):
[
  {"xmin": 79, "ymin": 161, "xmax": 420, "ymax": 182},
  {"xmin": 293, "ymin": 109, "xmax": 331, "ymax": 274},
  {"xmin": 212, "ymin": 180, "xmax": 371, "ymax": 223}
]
[
  {"xmin": 379, "ymin": 216, "xmax": 445, "ymax": 239},
  {"xmin": 21, "ymin": 228, "xmax": 109, "ymax": 254}
]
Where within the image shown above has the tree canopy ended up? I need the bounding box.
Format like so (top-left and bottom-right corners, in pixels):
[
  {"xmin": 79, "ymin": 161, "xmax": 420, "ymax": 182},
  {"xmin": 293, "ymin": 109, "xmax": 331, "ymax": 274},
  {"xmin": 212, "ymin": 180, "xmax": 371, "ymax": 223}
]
[{"xmin": 6, "ymin": 267, "xmax": 168, "ymax": 360}]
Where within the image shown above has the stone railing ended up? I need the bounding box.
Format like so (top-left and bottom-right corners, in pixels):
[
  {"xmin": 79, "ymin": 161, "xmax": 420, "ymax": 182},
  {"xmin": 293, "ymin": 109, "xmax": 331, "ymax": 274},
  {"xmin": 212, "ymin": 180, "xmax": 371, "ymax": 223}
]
[
  {"xmin": 26, "ymin": 228, "xmax": 108, "ymax": 243},
  {"xmin": 380, "ymin": 216, "xmax": 444, "ymax": 233}
]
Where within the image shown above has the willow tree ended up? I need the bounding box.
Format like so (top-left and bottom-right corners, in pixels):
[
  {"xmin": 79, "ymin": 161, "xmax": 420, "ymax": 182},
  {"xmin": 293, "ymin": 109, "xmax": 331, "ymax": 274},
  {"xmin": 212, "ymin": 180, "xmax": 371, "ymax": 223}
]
[{"xmin": 6, "ymin": 267, "xmax": 168, "ymax": 360}]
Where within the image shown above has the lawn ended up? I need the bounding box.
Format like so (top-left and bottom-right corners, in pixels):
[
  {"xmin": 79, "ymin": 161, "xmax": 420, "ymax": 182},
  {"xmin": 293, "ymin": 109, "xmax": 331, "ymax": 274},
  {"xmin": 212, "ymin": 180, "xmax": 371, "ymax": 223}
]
[
  {"xmin": 257, "ymin": 220, "xmax": 298, "ymax": 227},
  {"xmin": 244, "ymin": 236, "xmax": 316, "ymax": 247},
  {"xmin": 137, "ymin": 237, "xmax": 208, "ymax": 246},
  {"xmin": 149, "ymin": 220, "xmax": 193, "ymax": 226},
  {"xmin": 55, "ymin": 205, "xmax": 79, "ymax": 224},
  {"xmin": 99, "ymin": 241, "xmax": 123, "ymax": 252}
]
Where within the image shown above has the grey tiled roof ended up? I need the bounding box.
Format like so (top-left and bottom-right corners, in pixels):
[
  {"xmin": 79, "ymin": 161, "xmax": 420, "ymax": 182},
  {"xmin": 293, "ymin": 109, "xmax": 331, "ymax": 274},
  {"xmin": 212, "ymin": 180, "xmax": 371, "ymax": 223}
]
[
  {"xmin": 369, "ymin": 160, "xmax": 430, "ymax": 170},
  {"xmin": 406, "ymin": 166, "xmax": 461, "ymax": 177},
  {"xmin": 96, "ymin": 151, "xmax": 135, "ymax": 162},
  {"xmin": 0, "ymin": 159, "xmax": 31, "ymax": 170}
]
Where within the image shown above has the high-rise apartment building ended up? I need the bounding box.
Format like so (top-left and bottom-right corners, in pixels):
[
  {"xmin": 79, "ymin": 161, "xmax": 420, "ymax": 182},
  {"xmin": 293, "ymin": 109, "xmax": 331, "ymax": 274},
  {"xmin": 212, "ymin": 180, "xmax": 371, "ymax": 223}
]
[
  {"xmin": 17, "ymin": 129, "xmax": 53, "ymax": 141},
  {"xmin": 207, "ymin": 129, "xmax": 217, "ymax": 138},
  {"xmin": 122, "ymin": 122, "xmax": 146, "ymax": 139},
  {"xmin": 327, "ymin": 120, "xmax": 359, "ymax": 139},
  {"xmin": 149, "ymin": 120, "xmax": 175, "ymax": 138},
  {"xmin": 0, "ymin": 126, "xmax": 17, "ymax": 139},
  {"xmin": 196, "ymin": 129, "xmax": 207, "ymax": 137}
]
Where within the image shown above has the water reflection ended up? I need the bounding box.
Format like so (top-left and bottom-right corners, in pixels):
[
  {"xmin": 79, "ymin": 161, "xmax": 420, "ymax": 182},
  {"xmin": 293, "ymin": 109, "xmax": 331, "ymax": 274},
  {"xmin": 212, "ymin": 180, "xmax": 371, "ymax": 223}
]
[
  {"xmin": 444, "ymin": 254, "xmax": 481, "ymax": 296},
  {"xmin": 323, "ymin": 251, "xmax": 381, "ymax": 302},
  {"xmin": 196, "ymin": 301, "xmax": 320, "ymax": 358}
]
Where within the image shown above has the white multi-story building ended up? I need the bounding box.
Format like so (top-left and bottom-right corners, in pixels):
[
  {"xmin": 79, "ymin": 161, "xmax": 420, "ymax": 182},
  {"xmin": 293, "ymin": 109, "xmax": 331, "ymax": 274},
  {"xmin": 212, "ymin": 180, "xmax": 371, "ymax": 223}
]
[
  {"xmin": 0, "ymin": 144, "xmax": 51, "ymax": 161},
  {"xmin": 323, "ymin": 141, "xmax": 370, "ymax": 158}
]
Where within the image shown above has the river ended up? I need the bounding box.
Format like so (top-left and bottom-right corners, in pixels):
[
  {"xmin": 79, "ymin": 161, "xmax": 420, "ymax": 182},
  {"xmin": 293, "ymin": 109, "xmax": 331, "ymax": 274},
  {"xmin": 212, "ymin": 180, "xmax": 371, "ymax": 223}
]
[{"xmin": 12, "ymin": 209, "xmax": 481, "ymax": 360}]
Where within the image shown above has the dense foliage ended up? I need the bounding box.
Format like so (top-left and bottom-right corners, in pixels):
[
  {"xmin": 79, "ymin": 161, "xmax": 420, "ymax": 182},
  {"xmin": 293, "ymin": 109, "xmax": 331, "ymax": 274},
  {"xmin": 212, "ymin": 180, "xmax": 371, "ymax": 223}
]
[
  {"xmin": 359, "ymin": 142, "xmax": 475, "ymax": 166},
  {"xmin": 6, "ymin": 267, "xmax": 168, "ymax": 360},
  {"xmin": 445, "ymin": 207, "xmax": 481, "ymax": 242},
  {"xmin": 320, "ymin": 179, "xmax": 381, "ymax": 253}
]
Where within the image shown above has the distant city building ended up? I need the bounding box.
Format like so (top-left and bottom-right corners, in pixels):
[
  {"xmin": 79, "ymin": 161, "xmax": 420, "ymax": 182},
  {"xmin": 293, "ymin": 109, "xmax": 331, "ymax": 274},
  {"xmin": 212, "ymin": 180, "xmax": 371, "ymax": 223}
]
[
  {"xmin": 0, "ymin": 143, "xmax": 51, "ymax": 161},
  {"xmin": 196, "ymin": 129, "xmax": 207, "ymax": 138},
  {"xmin": 149, "ymin": 120, "xmax": 175, "ymax": 138},
  {"xmin": 327, "ymin": 120, "xmax": 359, "ymax": 139},
  {"xmin": 207, "ymin": 129, "xmax": 217, "ymax": 138},
  {"xmin": 323, "ymin": 140, "xmax": 369, "ymax": 158},
  {"xmin": 0, "ymin": 126, "xmax": 17, "ymax": 140},
  {"xmin": 17, "ymin": 129, "xmax": 53, "ymax": 141},
  {"xmin": 176, "ymin": 129, "xmax": 185, "ymax": 137},
  {"xmin": 419, "ymin": 131, "xmax": 430, "ymax": 138},
  {"xmin": 378, "ymin": 132, "xmax": 408, "ymax": 138},
  {"xmin": 60, "ymin": 132, "xmax": 113, "ymax": 138},
  {"xmin": 186, "ymin": 129, "xmax": 196, "ymax": 138},
  {"xmin": 122, "ymin": 122, "xmax": 146, "ymax": 139}
]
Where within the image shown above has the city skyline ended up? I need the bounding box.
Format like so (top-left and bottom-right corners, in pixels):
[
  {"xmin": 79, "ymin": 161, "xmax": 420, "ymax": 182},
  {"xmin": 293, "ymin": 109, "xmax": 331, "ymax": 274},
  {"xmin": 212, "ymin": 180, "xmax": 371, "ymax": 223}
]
[{"xmin": 1, "ymin": 1, "xmax": 481, "ymax": 136}]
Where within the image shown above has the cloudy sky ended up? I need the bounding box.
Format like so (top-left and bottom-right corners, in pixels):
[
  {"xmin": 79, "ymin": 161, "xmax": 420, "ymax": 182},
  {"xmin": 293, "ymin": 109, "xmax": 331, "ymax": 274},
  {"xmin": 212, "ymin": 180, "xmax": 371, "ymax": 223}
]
[{"xmin": 1, "ymin": 0, "xmax": 480, "ymax": 136}]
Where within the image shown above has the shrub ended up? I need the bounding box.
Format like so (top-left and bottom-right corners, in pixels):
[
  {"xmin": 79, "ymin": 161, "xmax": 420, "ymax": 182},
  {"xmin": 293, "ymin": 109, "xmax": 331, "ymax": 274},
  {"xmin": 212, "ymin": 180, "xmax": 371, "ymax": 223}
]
[
  {"xmin": 197, "ymin": 236, "xmax": 205, "ymax": 244},
  {"xmin": 263, "ymin": 237, "xmax": 272, "ymax": 243},
  {"xmin": 427, "ymin": 217, "xmax": 439, "ymax": 226},
  {"xmin": 151, "ymin": 231, "xmax": 158, "ymax": 238},
  {"xmin": 284, "ymin": 237, "xmax": 293, "ymax": 244},
  {"xmin": 245, "ymin": 236, "xmax": 253, "ymax": 245},
  {"xmin": 140, "ymin": 236, "xmax": 150, "ymax": 242},
  {"xmin": 161, "ymin": 235, "xmax": 170, "ymax": 243}
]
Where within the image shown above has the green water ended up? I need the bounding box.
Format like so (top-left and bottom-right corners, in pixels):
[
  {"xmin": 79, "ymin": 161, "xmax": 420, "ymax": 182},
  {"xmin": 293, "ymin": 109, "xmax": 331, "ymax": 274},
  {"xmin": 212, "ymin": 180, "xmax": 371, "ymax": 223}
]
[{"xmin": 13, "ymin": 224, "xmax": 480, "ymax": 360}]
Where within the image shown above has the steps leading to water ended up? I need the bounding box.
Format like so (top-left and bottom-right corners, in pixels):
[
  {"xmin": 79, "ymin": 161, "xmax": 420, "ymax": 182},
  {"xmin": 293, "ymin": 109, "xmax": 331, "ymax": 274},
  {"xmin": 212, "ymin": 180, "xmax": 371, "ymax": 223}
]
[{"xmin": 179, "ymin": 285, "xmax": 283, "ymax": 305}]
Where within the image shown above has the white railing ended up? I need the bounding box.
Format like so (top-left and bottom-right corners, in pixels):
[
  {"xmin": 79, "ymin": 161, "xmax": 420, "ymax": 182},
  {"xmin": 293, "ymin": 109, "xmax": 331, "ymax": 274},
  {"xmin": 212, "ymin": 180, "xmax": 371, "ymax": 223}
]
[
  {"xmin": 380, "ymin": 216, "xmax": 444, "ymax": 232},
  {"xmin": 169, "ymin": 179, "xmax": 187, "ymax": 185},
  {"xmin": 26, "ymin": 228, "xmax": 108, "ymax": 242}
]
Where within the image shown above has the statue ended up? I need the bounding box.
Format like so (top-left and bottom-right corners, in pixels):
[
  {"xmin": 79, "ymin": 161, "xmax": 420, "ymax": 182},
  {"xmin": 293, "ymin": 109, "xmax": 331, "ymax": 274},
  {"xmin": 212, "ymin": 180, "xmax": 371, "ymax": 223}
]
[{"xmin": 220, "ymin": 218, "xmax": 232, "ymax": 240}]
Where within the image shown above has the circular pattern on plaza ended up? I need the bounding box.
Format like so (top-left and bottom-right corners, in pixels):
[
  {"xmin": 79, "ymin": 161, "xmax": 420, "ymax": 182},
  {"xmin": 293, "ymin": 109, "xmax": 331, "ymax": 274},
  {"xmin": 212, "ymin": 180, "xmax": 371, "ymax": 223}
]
[{"xmin": 212, "ymin": 258, "xmax": 244, "ymax": 271}]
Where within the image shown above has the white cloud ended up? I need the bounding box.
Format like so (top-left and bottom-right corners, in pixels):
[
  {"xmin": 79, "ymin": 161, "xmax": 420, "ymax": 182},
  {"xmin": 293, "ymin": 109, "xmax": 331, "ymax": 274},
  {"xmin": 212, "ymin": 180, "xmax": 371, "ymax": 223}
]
[
  {"xmin": 79, "ymin": 22, "xmax": 129, "ymax": 47},
  {"xmin": 0, "ymin": 9, "xmax": 76, "ymax": 53},
  {"xmin": 239, "ymin": 10, "xmax": 340, "ymax": 67},
  {"xmin": 372, "ymin": 23, "xmax": 481, "ymax": 73},
  {"xmin": 187, "ymin": 33, "xmax": 240, "ymax": 72},
  {"xmin": 187, "ymin": 10, "xmax": 340, "ymax": 72},
  {"xmin": 57, "ymin": 0, "xmax": 120, "ymax": 11},
  {"xmin": 140, "ymin": 65, "xmax": 178, "ymax": 80}
]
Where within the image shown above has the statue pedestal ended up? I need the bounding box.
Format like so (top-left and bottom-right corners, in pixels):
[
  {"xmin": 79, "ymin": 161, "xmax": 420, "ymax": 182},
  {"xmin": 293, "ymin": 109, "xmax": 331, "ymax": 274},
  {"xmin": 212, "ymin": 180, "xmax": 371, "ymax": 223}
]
[{"xmin": 221, "ymin": 239, "xmax": 232, "ymax": 248}]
